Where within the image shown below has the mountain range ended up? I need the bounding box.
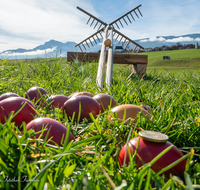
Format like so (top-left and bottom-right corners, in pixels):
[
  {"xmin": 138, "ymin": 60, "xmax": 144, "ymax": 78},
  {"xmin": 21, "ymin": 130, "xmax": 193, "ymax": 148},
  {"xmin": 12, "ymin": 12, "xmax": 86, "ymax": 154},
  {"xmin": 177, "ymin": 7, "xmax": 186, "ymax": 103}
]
[{"xmin": 0, "ymin": 33, "xmax": 200, "ymax": 60}]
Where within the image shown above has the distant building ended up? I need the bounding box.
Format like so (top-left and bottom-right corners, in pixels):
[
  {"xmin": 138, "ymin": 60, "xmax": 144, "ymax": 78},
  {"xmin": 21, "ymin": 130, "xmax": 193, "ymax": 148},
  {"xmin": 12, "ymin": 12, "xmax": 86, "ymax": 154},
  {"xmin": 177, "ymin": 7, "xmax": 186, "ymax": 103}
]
[
  {"xmin": 144, "ymin": 48, "xmax": 152, "ymax": 52},
  {"xmin": 114, "ymin": 46, "xmax": 124, "ymax": 54},
  {"xmin": 195, "ymin": 42, "xmax": 199, "ymax": 49},
  {"xmin": 185, "ymin": 44, "xmax": 195, "ymax": 49}
]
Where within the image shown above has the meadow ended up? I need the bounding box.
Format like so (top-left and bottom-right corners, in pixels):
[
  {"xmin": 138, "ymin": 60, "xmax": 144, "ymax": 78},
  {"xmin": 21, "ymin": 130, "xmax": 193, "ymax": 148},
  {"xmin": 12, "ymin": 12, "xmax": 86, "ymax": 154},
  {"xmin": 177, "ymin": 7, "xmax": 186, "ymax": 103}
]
[
  {"xmin": 141, "ymin": 48, "xmax": 200, "ymax": 73},
  {"xmin": 0, "ymin": 49, "xmax": 200, "ymax": 190}
]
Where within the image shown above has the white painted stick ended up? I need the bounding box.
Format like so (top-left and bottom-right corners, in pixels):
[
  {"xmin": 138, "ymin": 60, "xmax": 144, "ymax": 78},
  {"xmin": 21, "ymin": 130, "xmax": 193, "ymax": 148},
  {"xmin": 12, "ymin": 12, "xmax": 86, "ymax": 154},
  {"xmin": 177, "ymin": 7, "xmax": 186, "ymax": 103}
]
[
  {"xmin": 96, "ymin": 25, "xmax": 109, "ymax": 90},
  {"xmin": 106, "ymin": 27, "xmax": 113, "ymax": 89}
]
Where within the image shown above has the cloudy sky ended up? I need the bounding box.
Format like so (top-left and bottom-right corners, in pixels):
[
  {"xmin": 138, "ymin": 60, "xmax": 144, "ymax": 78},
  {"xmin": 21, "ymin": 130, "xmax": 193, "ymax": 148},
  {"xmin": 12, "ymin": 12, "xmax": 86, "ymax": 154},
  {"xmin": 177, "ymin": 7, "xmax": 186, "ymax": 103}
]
[{"xmin": 0, "ymin": 0, "xmax": 200, "ymax": 52}]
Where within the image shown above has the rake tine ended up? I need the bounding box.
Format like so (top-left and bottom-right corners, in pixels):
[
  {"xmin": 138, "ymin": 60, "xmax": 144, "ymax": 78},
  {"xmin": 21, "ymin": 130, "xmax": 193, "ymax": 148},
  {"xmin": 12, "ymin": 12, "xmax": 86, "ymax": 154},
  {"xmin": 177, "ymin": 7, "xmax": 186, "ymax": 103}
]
[
  {"xmin": 90, "ymin": 19, "xmax": 95, "ymax": 27},
  {"xmin": 125, "ymin": 41, "xmax": 130, "ymax": 49},
  {"xmin": 94, "ymin": 21, "xmax": 99, "ymax": 29},
  {"xmin": 122, "ymin": 39, "xmax": 127, "ymax": 47},
  {"xmin": 138, "ymin": 8, "xmax": 143, "ymax": 17},
  {"xmin": 93, "ymin": 36, "xmax": 97, "ymax": 44},
  {"xmin": 113, "ymin": 32, "xmax": 116, "ymax": 37},
  {"xmin": 86, "ymin": 41, "xmax": 90, "ymax": 48},
  {"xmin": 96, "ymin": 34, "xmax": 100, "ymax": 42},
  {"xmin": 130, "ymin": 13, "xmax": 135, "ymax": 21},
  {"xmin": 89, "ymin": 38, "xmax": 94, "ymax": 46},
  {"xmin": 126, "ymin": 15, "xmax": 132, "ymax": 23},
  {"xmin": 77, "ymin": 6, "xmax": 107, "ymax": 28},
  {"xmin": 123, "ymin": 17, "xmax": 128, "ymax": 25},
  {"xmin": 115, "ymin": 34, "xmax": 120, "ymax": 42},
  {"xmin": 136, "ymin": 48, "xmax": 140, "ymax": 55},
  {"xmin": 134, "ymin": 10, "xmax": 139, "ymax": 18},
  {"xmin": 98, "ymin": 23, "xmax": 103, "ymax": 31},
  {"xmin": 115, "ymin": 22, "xmax": 120, "ymax": 30},
  {"xmin": 118, "ymin": 36, "xmax": 123, "ymax": 44},
  {"xmin": 86, "ymin": 17, "xmax": 91, "ymax": 25},
  {"xmin": 99, "ymin": 32, "xmax": 103, "ymax": 38},
  {"xmin": 108, "ymin": 4, "xmax": 142, "ymax": 26},
  {"xmin": 119, "ymin": 20, "xmax": 124, "ymax": 28},
  {"xmin": 133, "ymin": 45, "xmax": 137, "ymax": 53},
  {"xmin": 79, "ymin": 45, "xmax": 83, "ymax": 52},
  {"xmin": 113, "ymin": 28, "xmax": 144, "ymax": 49},
  {"xmin": 82, "ymin": 43, "xmax": 87, "ymax": 50}
]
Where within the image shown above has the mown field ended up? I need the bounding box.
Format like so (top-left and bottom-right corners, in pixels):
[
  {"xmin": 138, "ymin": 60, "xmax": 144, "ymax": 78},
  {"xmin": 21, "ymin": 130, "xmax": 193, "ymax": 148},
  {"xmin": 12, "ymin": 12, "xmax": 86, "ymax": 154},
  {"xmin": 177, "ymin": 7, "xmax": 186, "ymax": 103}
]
[
  {"xmin": 114, "ymin": 48, "xmax": 200, "ymax": 74},
  {"xmin": 0, "ymin": 50, "xmax": 200, "ymax": 190},
  {"xmin": 140, "ymin": 49, "xmax": 200, "ymax": 73}
]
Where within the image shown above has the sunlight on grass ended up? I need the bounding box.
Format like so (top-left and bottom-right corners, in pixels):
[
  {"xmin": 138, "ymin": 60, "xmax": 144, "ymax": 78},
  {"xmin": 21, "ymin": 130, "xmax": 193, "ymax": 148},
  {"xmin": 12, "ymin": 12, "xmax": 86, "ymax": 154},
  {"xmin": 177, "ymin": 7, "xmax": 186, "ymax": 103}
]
[{"xmin": 0, "ymin": 56, "xmax": 200, "ymax": 189}]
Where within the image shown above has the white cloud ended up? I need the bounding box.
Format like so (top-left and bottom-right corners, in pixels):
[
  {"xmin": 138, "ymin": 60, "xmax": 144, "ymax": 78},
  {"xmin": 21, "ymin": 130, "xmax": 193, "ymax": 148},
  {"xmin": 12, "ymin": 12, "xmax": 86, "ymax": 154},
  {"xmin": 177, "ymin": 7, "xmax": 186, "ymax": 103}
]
[
  {"xmin": 134, "ymin": 0, "xmax": 200, "ymax": 41},
  {"xmin": 0, "ymin": 0, "xmax": 97, "ymax": 52},
  {"xmin": 139, "ymin": 39, "xmax": 148, "ymax": 42},
  {"xmin": 1, "ymin": 46, "xmax": 57, "ymax": 56},
  {"xmin": 166, "ymin": 37, "xmax": 194, "ymax": 43},
  {"xmin": 139, "ymin": 36, "xmax": 196, "ymax": 43},
  {"xmin": 0, "ymin": 35, "xmax": 44, "ymax": 52},
  {"xmin": 0, "ymin": 0, "xmax": 200, "ymax": 53},
  {"xmin": 139, "ymin": 37, "xmax": 166, "ymax": 42},
  {"xmin": 59, "ymin": 53, "xmax": 67, "ymax": 57}
]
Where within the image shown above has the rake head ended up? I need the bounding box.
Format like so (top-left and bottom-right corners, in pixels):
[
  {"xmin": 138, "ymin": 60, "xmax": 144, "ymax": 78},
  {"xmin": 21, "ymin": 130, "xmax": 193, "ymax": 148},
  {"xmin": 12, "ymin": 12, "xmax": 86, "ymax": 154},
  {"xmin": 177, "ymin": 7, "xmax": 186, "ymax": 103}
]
[{"xmin": 75, "ymin": 5, "xmax": 144, "ymax": 52}]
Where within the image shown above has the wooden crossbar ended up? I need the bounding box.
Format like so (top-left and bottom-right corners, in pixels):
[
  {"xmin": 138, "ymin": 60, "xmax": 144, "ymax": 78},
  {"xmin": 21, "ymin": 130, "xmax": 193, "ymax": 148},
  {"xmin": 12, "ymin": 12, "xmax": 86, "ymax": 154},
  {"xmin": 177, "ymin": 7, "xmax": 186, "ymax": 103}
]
[{"xmin": 67, "ymin": 52, "xmax": 147, "ymax": 65}]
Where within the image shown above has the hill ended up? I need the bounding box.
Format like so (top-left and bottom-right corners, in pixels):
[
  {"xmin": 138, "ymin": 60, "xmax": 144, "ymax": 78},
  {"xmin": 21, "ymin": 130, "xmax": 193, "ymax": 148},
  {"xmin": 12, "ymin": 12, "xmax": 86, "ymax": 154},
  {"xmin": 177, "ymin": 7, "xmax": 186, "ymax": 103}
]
[
  {"xmin": 139, "ymin": 49, "xmax": 200, "ymax": 73},
  {"xmin": 0, "ymin": 33, "xmax": 200, "ymax": 60}
]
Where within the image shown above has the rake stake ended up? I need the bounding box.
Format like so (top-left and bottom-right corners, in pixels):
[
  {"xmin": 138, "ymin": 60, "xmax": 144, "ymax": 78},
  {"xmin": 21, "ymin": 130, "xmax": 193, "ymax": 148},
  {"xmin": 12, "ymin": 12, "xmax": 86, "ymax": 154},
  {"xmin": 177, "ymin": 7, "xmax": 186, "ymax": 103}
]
[
  {"xmin": 106, "ymin": 27, "xmax": 113, "ymax": 90},
  {"xmin": 96, "ymin": 25, "xmax": 109, "ymax": 90}
]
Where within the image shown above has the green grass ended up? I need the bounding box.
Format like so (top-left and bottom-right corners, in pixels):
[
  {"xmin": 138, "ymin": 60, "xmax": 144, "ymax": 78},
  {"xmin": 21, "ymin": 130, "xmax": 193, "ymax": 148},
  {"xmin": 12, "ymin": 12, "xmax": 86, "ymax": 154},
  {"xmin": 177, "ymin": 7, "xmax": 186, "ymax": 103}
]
[
  {"xmin": 139, "ymin": 49, "xmax": 200, "ymax": 73},
  {"xmin": 1, "ymin": 55, "xmax": 200, "ymax": 189},
  {"xmin": 114, "ymin": 49, "xmax": 200, "ymax": 74},
  {"xmin": 140, "ymin": 49, "xmax": 200, "ymax": 60}
]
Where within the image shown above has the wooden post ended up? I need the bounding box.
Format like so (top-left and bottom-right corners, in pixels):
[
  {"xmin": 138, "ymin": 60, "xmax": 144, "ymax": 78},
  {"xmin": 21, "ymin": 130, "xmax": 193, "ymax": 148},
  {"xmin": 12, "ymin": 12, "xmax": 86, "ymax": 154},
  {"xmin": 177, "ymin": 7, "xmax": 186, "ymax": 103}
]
[
  {"xmin": 106, "ymin": 27, "xmax": 113, "ymax": 89},
  {"xmin": 96, "ymin": 25, "xmax": 109, "ymax": 90}
]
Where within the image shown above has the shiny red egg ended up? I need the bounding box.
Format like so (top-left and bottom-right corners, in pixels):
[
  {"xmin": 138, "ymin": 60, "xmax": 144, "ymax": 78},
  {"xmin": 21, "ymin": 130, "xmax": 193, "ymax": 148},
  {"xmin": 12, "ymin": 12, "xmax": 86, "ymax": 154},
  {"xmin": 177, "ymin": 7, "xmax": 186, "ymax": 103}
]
[
  {"xmin": 26, "ymin": 117, "xmax": 75, "ymax": 146},
  {"xmin": 63, "ymin": 95, "xmax": 101, "ymax": 121},
  {"xmin": 0, "ymin": 97, "xmax": 36, "ymax": 126},
  {"xmin": 25, "ymin": 86, "xmax": 48, "ymax": 104},
  {"xmin": 70, "ymin": 91, "xmax": 94, "ymax": 98},
  {"xmin": 93, "ymin": 93, "xmax": 117, "ymax": 113},
  {"xmin": 46, "ymin": 95, "xmax": 69, "ymax": 109},
  {"xmin": 0, "ymin": 92, "xmax": 20, "ymax": 101},
  {"xmin": 119, "ymin": 137, "xmax": 186, "ymax": 178}
]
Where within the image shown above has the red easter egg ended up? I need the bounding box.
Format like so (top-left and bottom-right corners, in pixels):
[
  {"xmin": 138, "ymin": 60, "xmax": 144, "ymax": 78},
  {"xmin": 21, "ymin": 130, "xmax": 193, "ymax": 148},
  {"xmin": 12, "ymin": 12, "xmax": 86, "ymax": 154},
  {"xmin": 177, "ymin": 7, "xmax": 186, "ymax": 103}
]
[
  {"xmin": 69, "ymin": 91, "xmax": 94, "ymax": 98},
  {"xmin": 119, "ymin": 136, "xmax": 186, "ymax": 178},
  {"xmin": 0, "ymin": 97, "xmax": 36, "ymax": 126},
  {"xmin": 63, "ymin": 95, "xmax": 101, "ymax": 121},
  {"xmin": 25, "ymin": 86, "xmax": 48, "ymax": 104},
  {"xmin": 93, "ymin": 93, "xmax": 116, "ymax": 113},
  {"xmin": 0, "ymin": 92, "xmax": 20, "ymax": 101},
  {"xmin": 26, "ymin": 117, "xmax": 75, "ymax": 146},
  {"xmin": 46, "ymin": 95, "xmax": 69, "ymax": 109}
]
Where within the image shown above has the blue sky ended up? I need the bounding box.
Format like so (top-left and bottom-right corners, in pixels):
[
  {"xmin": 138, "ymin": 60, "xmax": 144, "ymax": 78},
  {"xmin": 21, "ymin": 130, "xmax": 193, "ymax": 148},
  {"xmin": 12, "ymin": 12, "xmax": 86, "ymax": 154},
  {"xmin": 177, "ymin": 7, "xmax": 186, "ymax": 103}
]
[{"xmin": 0, "ymin": 0, "xmax": 200, "ymax": 52}]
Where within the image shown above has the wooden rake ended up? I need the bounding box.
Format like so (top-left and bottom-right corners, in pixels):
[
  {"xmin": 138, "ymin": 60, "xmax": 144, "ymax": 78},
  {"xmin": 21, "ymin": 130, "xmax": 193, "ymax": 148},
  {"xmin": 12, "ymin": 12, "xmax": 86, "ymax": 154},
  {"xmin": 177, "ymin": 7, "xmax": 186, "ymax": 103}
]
[{"xmin": 75, "ymin": 4, "xmax": 144, "ymax": 90}]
